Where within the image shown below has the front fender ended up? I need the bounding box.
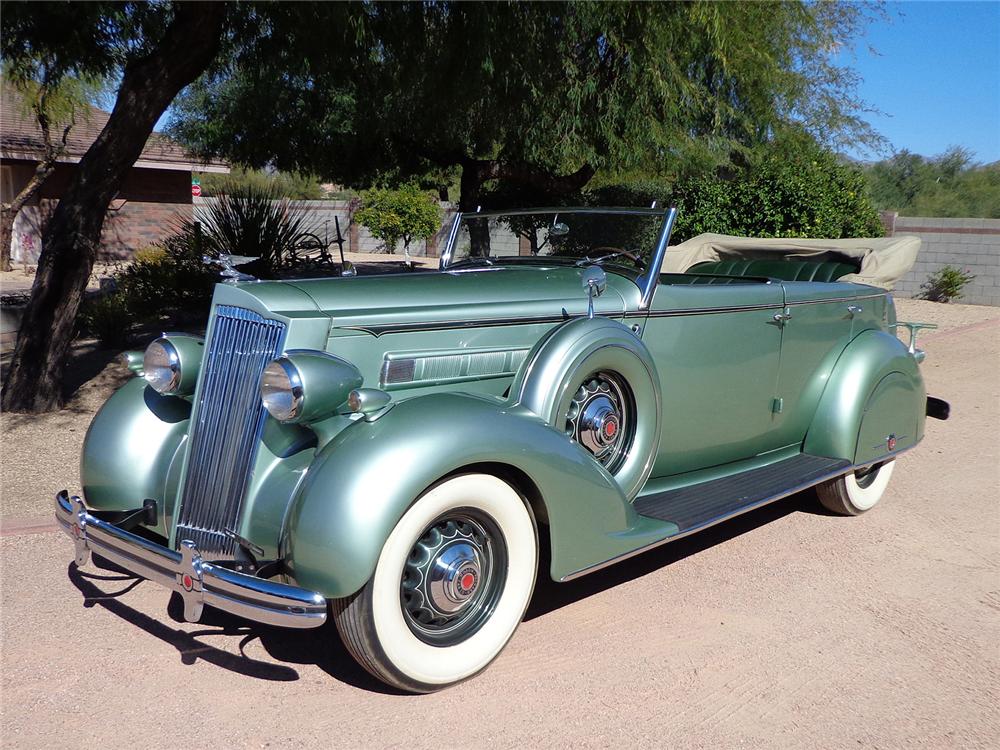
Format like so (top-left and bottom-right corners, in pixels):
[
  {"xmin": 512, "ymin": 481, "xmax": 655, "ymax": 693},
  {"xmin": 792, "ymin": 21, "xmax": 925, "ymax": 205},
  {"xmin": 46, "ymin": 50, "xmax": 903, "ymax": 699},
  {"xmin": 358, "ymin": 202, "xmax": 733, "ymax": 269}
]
[
  {"xmin": 283, "ymin": 393, "xmax": 641, "ymax": 598},
  {"xmin": 804, "ymin": 329, "xmax": 926, "ymax": 464},
  {"xmin": 81, "ymin": 377, "xmax": 191, "ymax": 538}
]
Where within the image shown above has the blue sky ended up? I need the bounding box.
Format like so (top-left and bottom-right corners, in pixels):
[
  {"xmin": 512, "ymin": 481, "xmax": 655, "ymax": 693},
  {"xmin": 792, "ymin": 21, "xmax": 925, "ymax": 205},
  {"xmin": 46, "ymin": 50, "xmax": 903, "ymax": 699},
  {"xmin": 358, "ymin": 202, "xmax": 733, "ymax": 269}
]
[{"xmin": 840, "ymin": 0, "xmax": 1000, "ymax": 163}]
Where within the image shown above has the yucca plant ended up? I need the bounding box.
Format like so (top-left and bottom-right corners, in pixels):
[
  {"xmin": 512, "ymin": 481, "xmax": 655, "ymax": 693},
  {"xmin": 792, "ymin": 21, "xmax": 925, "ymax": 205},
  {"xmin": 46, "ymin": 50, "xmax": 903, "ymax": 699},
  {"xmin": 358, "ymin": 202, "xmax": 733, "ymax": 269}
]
[{"xmin": 193, "ymin": 185, "xmax": 321, "ymax": 278}]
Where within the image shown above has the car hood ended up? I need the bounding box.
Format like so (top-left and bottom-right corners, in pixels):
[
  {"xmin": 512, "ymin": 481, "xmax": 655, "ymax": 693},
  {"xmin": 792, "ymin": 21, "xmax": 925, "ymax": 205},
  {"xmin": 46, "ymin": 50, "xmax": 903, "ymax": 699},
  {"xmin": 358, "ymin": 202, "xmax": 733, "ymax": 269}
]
[{"xmin": 277, "ymin": 266, "xmax": 634, "ymax": 333}]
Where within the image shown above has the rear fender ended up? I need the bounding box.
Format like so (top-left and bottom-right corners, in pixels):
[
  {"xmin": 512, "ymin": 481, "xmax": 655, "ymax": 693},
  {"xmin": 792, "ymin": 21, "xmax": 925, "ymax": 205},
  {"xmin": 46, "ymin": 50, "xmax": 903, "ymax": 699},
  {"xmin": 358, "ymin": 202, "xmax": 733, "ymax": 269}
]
[
  {"xmin": 804, "ymin": 330, "xmax": 926, "ymax": 464},
  {"xmin": 283, "ymin": 393, "xmax": 639, "ymax": 598}
]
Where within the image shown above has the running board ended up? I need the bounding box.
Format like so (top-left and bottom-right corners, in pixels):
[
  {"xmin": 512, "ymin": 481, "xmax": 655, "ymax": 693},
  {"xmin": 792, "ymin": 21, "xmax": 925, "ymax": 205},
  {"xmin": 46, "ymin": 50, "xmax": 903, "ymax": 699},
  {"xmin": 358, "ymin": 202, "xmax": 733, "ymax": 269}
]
[{"xmin": 634, "ymin": 454, "xmax": 851, "ymax": 531}]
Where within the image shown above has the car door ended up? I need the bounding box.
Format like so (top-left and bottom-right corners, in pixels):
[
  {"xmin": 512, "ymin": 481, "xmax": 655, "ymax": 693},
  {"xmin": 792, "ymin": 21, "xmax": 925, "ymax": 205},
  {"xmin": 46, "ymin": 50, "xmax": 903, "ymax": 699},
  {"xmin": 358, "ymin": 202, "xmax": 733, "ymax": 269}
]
[
  {"xmin": 767, "ymin": 281, "xmax": 861, "ymax": 448},
  {"xmin": 641, "ymin": 278, "xmax": 786, "ymax": 477}
]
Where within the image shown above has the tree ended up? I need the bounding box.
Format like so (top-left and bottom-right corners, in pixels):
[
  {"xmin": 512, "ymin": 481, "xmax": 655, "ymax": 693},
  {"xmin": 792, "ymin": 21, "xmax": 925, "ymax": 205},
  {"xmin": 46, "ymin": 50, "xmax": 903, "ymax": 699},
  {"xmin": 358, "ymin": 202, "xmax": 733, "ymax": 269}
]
[
  {"xmin": 171, "ymin": 2, "xmax": 883, "ymax": 212},
  {"xmin": 1, "ymin": 2, "xmax": 227, "ymax": 413},
  {"xmin": 864, "ymin": 147, "xmax": 1000, "ymax": 218},
  {"xmin": 666, "ymin": 136, "xmax": 884, "ymax": 241},
  {"xmin": 0, "ymin": 74, "xmax": 99, "ymax": 272},
  {"xmin": 355, "ymin": 185, "xmax": 443, "ymax": 256}
]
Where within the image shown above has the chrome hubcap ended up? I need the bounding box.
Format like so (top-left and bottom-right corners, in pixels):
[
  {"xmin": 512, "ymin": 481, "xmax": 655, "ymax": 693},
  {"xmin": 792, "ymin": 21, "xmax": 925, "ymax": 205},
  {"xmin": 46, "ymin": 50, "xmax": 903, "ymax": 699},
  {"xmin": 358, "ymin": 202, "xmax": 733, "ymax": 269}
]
[
  {"xmin": 566, "ymin": 371, "xmax": 633, "ymax": 473},
  {"xmin": 400, "ymin": 512, "xmax": 506, "ymax": 645},
  {"xmin": 428, "ymin": 541, "xmax": 482, "ymax": 614}
]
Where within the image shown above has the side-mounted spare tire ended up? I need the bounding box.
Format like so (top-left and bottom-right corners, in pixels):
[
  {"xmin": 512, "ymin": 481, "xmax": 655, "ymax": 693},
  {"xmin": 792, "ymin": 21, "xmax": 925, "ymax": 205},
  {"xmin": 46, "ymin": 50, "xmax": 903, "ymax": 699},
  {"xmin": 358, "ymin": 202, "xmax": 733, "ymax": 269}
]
[{"xmin": 510, "ymin": 316, "xmax": 661, "ymax": 500}]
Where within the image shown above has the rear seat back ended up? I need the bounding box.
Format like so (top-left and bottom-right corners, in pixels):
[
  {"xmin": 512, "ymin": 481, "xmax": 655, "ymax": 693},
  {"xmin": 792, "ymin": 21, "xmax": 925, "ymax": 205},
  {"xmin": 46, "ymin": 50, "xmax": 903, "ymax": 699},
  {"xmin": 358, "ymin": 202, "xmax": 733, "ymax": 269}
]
[{"xmin": 687, "ymin": 258, "xmax": 859, "ymax": 283}]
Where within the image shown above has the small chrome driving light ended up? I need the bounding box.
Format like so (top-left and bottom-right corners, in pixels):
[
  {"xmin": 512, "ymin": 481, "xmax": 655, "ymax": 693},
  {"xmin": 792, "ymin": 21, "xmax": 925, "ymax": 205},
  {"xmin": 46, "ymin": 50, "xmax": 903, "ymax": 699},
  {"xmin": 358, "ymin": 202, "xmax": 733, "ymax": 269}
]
[
  {"xmin": 347, "ymin": 388, "xmax": 393, "ymax": 420},
  {"xmin": 260, "ymin": 357, "xmax": 304, "ymax": 422},
  {"xmin": 143, "ymin": 339, "xmax": 181, "ymax": 394}
]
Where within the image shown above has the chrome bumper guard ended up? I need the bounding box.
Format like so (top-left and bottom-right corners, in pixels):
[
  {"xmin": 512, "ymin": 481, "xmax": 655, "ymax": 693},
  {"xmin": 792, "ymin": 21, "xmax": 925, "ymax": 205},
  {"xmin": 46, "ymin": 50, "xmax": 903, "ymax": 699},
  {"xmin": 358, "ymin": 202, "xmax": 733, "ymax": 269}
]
[{"xmin": 55, "ymin": 491, "xmax": 327, "ymax": 629}]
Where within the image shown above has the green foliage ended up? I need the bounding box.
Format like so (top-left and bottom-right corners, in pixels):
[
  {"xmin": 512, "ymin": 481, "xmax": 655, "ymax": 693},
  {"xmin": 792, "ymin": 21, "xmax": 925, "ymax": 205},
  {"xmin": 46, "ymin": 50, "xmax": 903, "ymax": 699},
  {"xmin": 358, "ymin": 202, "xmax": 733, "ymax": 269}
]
[
  {"xmin": 198, "ymin": 167, "xmax": 326, "ymax": 200},
  {"xmin": 79, "ymin": 233, "xmax": 217, "ymax": 346},
  {"xmin": 355, "ymin": 185, "xmax": 443, "ymax": 254},
  {"xmin": 78, "ymin": 293, "xmax": 135, "ymax": 348},
  {"xmin": 112, "ymin": 230, "xmax": 218, "ymax": 320},
  {"xmin": 573, "ymin": 139, "xmax": 884, "ymax": 241},
  {"xmin": 864, "ymin": 148, "xmax": 1000, "ymax": 218},
  {"xmin": 1, "ymin": 67, "xmax": 106, "ymax": 131},
  {"xmin": 191, "ymin": 186, "xmax": 322, "ymax": 277},
  {"xmin": 667, "ymin": 138, "xmax": 883, "ymax": 241},
  {"xmin": 170, "ymin": 1, "xmax": 883, "ymax": 206},
  {"xmin": 917, "ymin": 265, "xmax": 976, "ymax": 303}
]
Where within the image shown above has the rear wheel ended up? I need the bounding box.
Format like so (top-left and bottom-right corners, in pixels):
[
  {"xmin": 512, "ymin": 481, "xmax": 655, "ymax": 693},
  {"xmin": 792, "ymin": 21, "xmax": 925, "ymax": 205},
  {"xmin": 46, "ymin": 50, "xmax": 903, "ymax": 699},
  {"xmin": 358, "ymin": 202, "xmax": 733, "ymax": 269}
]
[
  {"xmin": 333, "ymin": 474, "xmax": 537, "ymax": 692},
  {"xmin": 816, "ymin": 460, "xmax": 896, "ymax": 515}
]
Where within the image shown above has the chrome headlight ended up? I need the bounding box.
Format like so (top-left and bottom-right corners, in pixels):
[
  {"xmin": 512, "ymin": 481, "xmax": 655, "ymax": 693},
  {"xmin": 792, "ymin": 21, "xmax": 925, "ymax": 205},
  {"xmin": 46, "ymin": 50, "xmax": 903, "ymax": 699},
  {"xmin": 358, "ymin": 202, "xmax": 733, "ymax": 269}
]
[
  {"xmin": 260, "ymin": 357, "xmax": 303, "ymax": 422},
  {"xmin": 260, "ymin": 352, "xmax": 363, "ymax": 424},
  {"xmin": 143, "ymin": 339, "xmax": 181, "ymax": 394}
]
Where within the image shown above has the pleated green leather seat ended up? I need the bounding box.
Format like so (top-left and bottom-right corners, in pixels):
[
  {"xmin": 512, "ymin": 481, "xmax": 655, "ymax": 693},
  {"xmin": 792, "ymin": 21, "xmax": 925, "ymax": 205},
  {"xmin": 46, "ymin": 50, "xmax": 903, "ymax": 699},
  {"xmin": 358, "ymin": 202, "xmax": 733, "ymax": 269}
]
[{"xmin": 687, "ymin": 258, "xmax": 859, "ymax": 282}]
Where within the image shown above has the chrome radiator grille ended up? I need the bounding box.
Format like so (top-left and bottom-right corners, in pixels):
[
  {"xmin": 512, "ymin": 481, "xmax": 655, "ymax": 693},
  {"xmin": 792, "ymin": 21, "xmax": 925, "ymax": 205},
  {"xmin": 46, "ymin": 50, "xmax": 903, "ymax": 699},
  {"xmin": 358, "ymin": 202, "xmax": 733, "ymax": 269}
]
[{"xmin": 175, "ymin": 305, "xmax": 286, "ymax": 557}]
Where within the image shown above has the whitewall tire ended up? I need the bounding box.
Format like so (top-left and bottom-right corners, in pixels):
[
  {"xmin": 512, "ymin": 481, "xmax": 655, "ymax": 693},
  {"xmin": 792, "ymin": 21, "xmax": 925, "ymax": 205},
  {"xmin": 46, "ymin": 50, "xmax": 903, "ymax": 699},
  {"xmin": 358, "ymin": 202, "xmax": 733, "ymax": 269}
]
[
  {"xmin": 333, "ymin": 473, "xmax": 537, "ymax": 692},
  {"xmin": 816, "ymin": 460, "xmax": 896, "ymax": 515}
]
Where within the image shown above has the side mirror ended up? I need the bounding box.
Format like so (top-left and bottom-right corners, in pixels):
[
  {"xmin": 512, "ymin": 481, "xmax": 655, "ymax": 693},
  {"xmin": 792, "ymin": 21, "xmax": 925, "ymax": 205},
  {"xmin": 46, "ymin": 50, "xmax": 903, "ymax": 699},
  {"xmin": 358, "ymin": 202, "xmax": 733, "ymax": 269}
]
[{"xmin": 340, "ymin": 260, "xmax": 357, "ymax": 277}]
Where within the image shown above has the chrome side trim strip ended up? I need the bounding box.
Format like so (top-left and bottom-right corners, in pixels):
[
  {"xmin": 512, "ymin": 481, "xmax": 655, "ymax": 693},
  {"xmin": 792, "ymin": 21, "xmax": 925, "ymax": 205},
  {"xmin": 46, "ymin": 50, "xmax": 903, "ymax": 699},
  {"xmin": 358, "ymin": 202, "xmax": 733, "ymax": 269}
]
[
  {"xmin": 342, "ymin": 313, "xmax": 576, "ymax": 337},
  {"xmin": 634, "ymin": 302, "xmax": 785, "ymax": 319},
  {"xmin": 56, "ymin": 492, "xmax": 327, "ymax": 629},
  {"xmin": 558, "ymin": 449, "xmax": 910, "ymax": 582},
  {"xmin": 340, "ymin": 290, "xmax": 885, "ymax": 337},
  {"xmin": 785, "ymin": 292, "xmax": 887, "ymax": 306}
]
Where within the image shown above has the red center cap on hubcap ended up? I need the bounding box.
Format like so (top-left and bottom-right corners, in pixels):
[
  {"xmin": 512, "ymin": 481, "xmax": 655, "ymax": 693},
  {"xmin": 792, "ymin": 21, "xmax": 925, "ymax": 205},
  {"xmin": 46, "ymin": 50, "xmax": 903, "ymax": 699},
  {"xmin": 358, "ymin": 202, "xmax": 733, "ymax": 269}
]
[
  {"xmin": 460, "ymin": 572, "xmax": 476, "ymax": 591},
  {"xmin": 605, "ymin": 421, "xmax": 617, "ymax": 438}
]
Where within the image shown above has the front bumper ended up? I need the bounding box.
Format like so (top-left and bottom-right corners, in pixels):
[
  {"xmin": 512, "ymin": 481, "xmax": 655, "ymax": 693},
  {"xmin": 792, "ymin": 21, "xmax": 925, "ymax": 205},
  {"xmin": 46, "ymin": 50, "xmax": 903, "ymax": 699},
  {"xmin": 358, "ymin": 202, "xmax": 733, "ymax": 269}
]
[{"xmin": 55, "ymin": 491, "xmax": 327, "ymax": 629}]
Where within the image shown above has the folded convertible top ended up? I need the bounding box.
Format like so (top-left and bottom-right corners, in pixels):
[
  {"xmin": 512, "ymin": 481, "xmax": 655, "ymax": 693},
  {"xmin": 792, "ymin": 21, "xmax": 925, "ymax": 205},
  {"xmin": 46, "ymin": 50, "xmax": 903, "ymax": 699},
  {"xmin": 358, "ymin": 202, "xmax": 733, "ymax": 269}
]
[{"xmin": 661, "ymin": 233, "xmax": 921, "ymax": 290}]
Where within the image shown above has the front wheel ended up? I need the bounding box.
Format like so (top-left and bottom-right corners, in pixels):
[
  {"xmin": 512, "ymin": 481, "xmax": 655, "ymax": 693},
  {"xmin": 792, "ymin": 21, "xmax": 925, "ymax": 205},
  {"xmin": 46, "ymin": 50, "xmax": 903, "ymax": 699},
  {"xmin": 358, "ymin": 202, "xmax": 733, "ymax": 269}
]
[
  {"xmin": 332, "ymin": 474, "xmax": 537, "ymax": 692},
  {"xmin": 816, "ymin": 460, "xmax": 896, "ymax": 515}
]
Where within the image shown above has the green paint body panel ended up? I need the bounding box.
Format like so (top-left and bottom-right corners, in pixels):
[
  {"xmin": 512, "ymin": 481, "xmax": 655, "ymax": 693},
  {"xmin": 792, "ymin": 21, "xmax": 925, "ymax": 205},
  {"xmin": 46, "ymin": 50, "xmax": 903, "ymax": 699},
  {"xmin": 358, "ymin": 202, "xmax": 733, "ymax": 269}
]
[
  {"xmin": 78, "ymin": 258, "xmax": 931, "ymax": 598},
  {"xmin": 283, "ymin": 393, "xmax": 656, "ymax": 596},
  {"xmin": 80, "ymin": 378, "xmax": 191, "ymax": 539}
]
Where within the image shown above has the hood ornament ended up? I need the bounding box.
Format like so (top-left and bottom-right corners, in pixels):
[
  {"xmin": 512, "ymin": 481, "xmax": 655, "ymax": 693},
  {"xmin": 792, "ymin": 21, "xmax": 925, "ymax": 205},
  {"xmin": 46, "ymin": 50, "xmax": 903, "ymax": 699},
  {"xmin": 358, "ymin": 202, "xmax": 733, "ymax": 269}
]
[{"xmin": 203, "ymin": 254, "xmax": 258, "ymax": 284}]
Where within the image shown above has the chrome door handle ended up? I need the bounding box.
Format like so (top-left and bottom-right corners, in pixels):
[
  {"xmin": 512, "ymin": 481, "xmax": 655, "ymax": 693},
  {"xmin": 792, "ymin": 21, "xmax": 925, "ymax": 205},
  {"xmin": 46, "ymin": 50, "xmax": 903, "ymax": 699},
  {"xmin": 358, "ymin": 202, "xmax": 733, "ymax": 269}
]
[
  {"xmin": 772, "ymin": 310, "xmax": 792, "ymax": 323},
  {"xmin": 846, "ymin": 304, "xmax": 863, "ymax": 316}
]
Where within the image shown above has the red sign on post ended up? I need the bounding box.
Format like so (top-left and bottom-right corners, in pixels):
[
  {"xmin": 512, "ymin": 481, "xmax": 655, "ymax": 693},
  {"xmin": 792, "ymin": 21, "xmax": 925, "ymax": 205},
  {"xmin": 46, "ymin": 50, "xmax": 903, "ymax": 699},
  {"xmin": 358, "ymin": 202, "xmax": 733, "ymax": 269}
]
[{"xmin": 191, "ymin": 183, "xmax": 202, "ymax": 197}]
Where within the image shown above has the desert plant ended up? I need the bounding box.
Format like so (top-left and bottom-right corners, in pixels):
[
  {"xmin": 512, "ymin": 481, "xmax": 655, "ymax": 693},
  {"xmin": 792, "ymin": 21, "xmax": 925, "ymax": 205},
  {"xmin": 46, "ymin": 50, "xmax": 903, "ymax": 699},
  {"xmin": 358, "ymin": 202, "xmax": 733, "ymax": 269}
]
[
  {"xmin": 78, "ymin": 292, "xmax": 136, "ymax": 348},
  {"xmin": 191, "ymin": 185, "xmax": 321, "ymax": 277},
  {"xmin": 917, "ymin": 265, "xmax": 976, "ymax": 303},
  {"xmin": 111, "ymin": 229, "xmax": 218, "ymax": 322},
  {"xmin": 356, "ymin": 185, "xmax": 442, "ymax": 255}
]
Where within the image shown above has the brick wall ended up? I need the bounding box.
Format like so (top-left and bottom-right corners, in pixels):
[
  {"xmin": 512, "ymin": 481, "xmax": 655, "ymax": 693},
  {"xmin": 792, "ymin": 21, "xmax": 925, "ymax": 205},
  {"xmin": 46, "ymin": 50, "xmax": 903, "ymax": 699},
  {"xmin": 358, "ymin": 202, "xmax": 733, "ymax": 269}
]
[
  {"xmin": 7, "ymin": 162, "xmax": 193, "ymax": 263},
  {"xmin": 884, "ymin": 214, "xmax": 1000, "ymax": 306}
]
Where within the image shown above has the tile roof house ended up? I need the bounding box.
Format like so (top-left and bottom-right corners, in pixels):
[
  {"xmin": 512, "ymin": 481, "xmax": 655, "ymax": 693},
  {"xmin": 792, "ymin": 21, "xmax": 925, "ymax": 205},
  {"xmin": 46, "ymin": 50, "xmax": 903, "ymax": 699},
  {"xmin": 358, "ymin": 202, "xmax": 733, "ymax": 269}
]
[{"xmin": 1, "ymin": 91, "xmax": 228, "ymax": 263}]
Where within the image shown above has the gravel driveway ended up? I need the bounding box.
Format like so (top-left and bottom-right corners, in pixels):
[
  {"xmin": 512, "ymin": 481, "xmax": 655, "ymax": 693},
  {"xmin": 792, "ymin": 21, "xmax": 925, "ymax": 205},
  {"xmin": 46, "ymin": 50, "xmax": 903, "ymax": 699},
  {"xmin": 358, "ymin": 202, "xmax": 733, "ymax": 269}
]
[{"xmin": 2, "ymin": 300, "xmax": 998, "ymax": 748}]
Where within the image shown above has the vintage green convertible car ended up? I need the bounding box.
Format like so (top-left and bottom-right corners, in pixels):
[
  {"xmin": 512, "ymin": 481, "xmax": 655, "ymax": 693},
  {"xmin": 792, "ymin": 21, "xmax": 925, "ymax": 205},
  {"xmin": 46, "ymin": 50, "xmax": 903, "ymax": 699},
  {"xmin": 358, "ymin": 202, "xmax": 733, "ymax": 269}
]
[{"xmin": 56, "ymin": 206, "xmax": 948, "ymax": 692}]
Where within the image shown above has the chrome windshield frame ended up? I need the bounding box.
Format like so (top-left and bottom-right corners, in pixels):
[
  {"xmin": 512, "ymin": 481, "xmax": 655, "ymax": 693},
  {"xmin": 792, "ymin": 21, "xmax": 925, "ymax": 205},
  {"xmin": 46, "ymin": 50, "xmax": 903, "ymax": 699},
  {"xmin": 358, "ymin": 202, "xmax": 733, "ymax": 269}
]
[{"xmin": 438, "ymin": 206, "xmax": 677, "ymax": 310}]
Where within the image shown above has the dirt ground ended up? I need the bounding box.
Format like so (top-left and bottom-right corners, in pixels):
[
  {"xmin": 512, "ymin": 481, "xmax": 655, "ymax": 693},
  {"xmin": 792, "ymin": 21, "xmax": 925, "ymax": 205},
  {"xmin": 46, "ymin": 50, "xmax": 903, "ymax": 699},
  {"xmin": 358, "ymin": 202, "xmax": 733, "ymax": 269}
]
[{"xmin": 1, "ymin": 299, "xmax": 998, "ymax": 748}]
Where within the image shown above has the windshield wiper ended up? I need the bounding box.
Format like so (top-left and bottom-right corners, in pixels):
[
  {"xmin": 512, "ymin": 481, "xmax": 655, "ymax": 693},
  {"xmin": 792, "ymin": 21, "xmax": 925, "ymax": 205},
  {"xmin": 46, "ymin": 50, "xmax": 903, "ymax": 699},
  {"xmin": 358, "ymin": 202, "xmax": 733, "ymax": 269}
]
[
  {"xmin": 448, "ymin": 256, "xmax": 495, "ymax": 268},
  {"xmin": 575, "ymin": 251, "xmax": 645, "ymax": 270}
]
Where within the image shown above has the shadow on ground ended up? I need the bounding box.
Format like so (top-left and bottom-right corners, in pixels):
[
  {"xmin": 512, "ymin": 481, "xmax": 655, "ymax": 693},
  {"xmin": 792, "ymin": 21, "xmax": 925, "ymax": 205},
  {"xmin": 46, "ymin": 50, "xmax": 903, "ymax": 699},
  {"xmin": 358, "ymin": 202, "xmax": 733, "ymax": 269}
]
[{"xmin": 64, "ymin": 489, "xmax": 826, "ymax": 693}]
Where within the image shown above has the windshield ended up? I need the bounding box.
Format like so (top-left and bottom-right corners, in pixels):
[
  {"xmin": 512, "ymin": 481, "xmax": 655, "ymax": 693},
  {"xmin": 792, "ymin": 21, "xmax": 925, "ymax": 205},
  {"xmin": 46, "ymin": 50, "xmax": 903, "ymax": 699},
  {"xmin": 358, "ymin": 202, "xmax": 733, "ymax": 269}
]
[{"xmin": 442, "ymin": 208, "xmax": 669, "ymax": 274}]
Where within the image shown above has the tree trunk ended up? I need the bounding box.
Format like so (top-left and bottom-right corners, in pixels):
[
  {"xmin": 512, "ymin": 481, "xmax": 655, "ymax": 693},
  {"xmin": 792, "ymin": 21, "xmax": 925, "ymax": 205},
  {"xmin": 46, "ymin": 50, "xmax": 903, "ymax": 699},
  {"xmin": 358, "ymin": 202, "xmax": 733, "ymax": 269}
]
[
  {"xmin": 459, "ymin": 160, "xmax": 491, "ymax": 257},
  {"xmin": 1, "ymin": 2, "xmax": 226, "ymax": 413}
]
